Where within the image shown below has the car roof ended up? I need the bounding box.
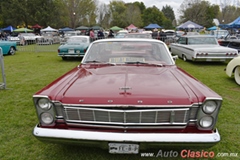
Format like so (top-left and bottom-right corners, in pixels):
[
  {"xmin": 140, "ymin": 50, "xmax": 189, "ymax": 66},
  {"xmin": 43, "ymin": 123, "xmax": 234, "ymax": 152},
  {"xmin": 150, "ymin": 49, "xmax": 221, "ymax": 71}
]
[
  {"xmin": 69, "ymin": 35, "xmax": 89, "ymax": 38},
  {"xmin": 182, "ymin": 35, "xmax": 216, "ymax": 38},
  {"xmin": 92, "ymin": 38, "xmax": 165, "ymax": 44}
]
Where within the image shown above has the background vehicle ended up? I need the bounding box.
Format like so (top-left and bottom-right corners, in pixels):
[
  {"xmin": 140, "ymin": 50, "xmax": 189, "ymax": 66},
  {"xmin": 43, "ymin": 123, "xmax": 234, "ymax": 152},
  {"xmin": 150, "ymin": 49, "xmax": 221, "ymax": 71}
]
[
  {"xmin": 37, "ymin": 32, "xmax": 60, "ymax": 45},
  {"xmin": 58, "ymin": 35, "xmax": 90, "ymax": 60},
  {"xmin": 60, "ymin": 31, "xmax": 81, "ymax": 44},
  {"xmin": 0, "ymin": 40, "xmax": 17, "ymax": 55},
  {"xmin": 225, "ymin": 55, "xmax": 240, "ymax": 85},
  {"xmin": 170, "ymin": 35, "xmax": 238, "ymax": 62}
]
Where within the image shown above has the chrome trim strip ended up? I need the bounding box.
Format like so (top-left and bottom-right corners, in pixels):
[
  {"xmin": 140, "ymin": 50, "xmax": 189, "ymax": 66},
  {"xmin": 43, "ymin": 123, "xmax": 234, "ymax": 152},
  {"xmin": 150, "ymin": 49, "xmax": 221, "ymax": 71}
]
[
  {"xmin": 33, "ymin": 125, "xmax": 220, "ymax": 143},
  {"xmin": 62, "ymin": 104, "xmax": 197, "ymax": 107},
  {"xmin": 66, "ymin": 120, "xmax": 187, "ymax": 125},
  {"xmin": 65, "ymin": 123, "xmax": 187, "ymax": 129},
  {"xmin": 63, "ymin": 107, "xmax": 189, "ymax": 112}
]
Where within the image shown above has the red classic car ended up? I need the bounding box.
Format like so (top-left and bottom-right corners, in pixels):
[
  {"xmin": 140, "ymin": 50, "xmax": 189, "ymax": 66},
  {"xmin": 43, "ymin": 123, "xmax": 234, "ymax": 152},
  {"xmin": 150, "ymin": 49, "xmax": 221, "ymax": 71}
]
[{"xmin": 33, "ymin": 38, "xmax": 222, "ymax": 154}]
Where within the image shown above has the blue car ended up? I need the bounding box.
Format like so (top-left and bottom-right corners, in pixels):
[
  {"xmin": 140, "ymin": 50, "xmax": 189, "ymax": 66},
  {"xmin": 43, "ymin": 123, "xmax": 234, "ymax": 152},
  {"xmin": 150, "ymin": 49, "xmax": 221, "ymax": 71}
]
[{"xmin": 0, "ymin": 40, "xmax": 17, "ymax": 55}]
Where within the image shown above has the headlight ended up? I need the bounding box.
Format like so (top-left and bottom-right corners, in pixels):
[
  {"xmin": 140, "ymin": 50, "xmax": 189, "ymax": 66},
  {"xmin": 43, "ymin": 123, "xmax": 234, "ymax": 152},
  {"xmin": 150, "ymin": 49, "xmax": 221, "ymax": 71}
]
[
  {"xmin": 199, "ymin": 116, "xmax": 213, "ymax": 128},
  {"xmin": 202, "ymin": 101, "xmax": 217, "ymax": 114},
  {"xmin": 41, "ymin": 112, "xmax": 54, "ymax": 124},
  {"xmin": 38, "ymin": 98, "xmax": 52, "ymax": 110}
]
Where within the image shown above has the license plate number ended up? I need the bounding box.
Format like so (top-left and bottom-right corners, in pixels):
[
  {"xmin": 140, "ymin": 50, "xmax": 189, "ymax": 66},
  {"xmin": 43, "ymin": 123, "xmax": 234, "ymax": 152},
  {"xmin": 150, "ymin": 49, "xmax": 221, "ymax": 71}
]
[
  {"xmin": 68, "ymin": 49, "xmax": 74, "ymax": 53},
  {"xmin": 109, "ymin": 143, "xmax": 139, "ymax": 154}
]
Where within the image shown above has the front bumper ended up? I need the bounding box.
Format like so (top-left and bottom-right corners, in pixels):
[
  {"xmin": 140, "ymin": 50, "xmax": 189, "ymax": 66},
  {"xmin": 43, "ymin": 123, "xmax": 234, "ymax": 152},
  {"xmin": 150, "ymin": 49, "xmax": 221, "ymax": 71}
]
[
  {"xmin": 58, "ymin": 54, "xmax": 84, "ymax": 57},
  {"xmin": 33, "ymin": 125, "xmax": 220, "ymax": 149}
]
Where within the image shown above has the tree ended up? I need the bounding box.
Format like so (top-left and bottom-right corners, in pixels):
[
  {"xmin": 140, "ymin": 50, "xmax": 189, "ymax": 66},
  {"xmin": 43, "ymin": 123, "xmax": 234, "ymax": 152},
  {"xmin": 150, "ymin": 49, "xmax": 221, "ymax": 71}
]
[
  {"xmin": 162, "ymin": 5, "xmax": 175, "ymax": 28},
  {"xmin": 178, "ymin": 0, "xmax": 219, "ymax": 28},
  {"xmin": 162, "ymin": 5, "xmax": 175, "ymax": 22},
  {"xmin": 125, "ymin": 3, "xmax": 143, "ymax": 27},
  {"xmin": 61, "ymin": 0, "xmax": 97, "ymax": 28},
  {"xmin": 1, "ymin": 0, "xmax": 65, "ymax": 28},
  {"xmin": 109, "ymin": 1, "xmax": 127, "ymax": 27},
  {"xmin": 142, "ymin": 6, "xmax": 166, "ymax": 27}
]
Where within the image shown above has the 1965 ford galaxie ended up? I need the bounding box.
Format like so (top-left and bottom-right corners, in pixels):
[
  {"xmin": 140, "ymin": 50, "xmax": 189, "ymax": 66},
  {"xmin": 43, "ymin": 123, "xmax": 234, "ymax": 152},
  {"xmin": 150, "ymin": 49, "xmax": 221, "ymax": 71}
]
[
  {"xmin": 169, "ymin": 35, "xmax": 238, "ymax": 62},
  {"xmin": 33, "ymin": 38, "xmax": 222, "ymax": 154}
]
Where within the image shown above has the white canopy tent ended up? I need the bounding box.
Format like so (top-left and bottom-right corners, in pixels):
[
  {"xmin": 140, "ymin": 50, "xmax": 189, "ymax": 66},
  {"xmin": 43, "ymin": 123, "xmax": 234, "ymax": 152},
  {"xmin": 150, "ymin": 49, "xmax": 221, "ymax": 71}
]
[{"xmin": 41, "ymin": 26, "xmax": 58, "ymax": 32}]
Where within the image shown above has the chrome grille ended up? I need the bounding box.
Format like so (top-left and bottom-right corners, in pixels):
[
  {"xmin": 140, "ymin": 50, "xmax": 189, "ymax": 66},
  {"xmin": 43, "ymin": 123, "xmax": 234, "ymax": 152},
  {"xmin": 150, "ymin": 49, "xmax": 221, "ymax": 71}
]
[{"xmin": 63, "ymin": 106, "xmax": 194, "ymax": 128}]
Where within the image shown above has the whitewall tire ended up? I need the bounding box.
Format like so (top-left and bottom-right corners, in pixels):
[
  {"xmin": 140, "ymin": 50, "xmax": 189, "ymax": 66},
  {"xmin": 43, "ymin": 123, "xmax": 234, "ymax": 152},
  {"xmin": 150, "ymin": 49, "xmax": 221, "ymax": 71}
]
[{"xmin": 234, "ymin": 66, "xmax": 240, "ymax": 85}]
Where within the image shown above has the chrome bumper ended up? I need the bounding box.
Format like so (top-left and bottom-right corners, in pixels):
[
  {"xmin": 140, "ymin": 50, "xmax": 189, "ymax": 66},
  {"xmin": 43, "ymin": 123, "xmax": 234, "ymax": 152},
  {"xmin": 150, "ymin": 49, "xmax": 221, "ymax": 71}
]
[
  {"xmin": 58, "ymin": 54, "xmax": 84, "ymax": 57},
  {"xmin": 33, "ymin": 125, "xmax": 220, "ymax": 149}
]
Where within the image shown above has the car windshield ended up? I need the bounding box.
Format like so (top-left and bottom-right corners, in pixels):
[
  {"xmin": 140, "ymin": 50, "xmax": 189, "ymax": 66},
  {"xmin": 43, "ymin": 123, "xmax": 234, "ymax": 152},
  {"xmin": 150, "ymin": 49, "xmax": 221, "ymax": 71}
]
[
  {"xmin": 187, "ymin": 37, "xmax": 218, "ymax": 45},
  {"xmin": 83, "ymin": 41, "xmax": 174, "ymax": 65}
]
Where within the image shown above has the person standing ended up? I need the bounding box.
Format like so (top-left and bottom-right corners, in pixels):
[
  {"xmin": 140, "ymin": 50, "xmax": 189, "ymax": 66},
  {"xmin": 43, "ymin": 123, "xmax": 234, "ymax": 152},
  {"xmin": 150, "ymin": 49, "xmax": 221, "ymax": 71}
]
[
  {"xmin": 89, "ymin": 29, "xmax": 95, "ymax": 42},
  {"xmin": 108, "ymin": 30, "xmax": 114, "ymax": 38},
  {"xmin": 97, "ymin": 29, "xmax": 104, "ymax": 40}
]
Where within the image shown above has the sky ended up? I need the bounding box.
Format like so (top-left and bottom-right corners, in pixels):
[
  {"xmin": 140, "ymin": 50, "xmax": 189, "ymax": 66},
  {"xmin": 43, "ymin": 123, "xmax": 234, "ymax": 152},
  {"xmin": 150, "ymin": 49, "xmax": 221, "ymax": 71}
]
[{"xmin": 98, "ymin": 0, "xmax": 219, "ymax": 20}]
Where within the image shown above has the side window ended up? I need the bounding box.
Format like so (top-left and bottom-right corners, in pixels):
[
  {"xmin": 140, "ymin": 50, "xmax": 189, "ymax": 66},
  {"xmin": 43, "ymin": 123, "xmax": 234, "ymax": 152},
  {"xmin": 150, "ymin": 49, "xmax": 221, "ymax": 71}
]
[{"xmin": 178, "ymin": 37, "xmax": 187, "ymax": 44}]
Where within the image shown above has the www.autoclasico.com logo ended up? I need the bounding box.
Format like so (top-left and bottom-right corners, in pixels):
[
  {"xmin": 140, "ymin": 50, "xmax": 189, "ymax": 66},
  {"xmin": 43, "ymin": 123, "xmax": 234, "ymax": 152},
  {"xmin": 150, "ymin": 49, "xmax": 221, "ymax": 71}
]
[{"xmin": 141, "ymin": 149, "xmax": 215, "ymax": 158}]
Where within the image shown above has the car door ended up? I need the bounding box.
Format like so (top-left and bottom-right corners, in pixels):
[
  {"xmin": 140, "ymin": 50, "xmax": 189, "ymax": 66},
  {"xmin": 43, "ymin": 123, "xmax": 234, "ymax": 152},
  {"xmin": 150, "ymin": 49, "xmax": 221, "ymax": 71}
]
[{"xmin": 170, "ymin": 37, "xmax": 187, "ymax": 57}]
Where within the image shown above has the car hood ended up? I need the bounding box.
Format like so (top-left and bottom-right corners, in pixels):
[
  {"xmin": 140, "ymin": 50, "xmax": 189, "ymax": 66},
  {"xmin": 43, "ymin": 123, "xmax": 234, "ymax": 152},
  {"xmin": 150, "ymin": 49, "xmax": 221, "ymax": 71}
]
[{"xmin": 50, "ymin": 65, "xmax": 208, "ymax": 105}]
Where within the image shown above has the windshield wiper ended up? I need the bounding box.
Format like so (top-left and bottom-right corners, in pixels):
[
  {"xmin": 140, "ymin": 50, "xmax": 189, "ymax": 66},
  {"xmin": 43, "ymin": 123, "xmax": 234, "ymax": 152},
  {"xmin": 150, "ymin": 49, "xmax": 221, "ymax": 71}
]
[
  {"xmin": 84, "ymin": 60, "xmax": 102, "ymax": 63},
  {"xmin": 83, "ymin": 60, "xmax": 116, "ymax": 66},
  {"xmin": 125, "ymin": 61, "xmax": 163, "ymax": 66}
]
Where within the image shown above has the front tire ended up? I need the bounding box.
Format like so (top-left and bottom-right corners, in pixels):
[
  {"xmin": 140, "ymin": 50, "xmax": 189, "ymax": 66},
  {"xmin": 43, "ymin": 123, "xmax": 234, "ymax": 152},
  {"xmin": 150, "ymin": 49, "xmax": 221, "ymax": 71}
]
[{"xmin": 234, "ymin": 66, "xmax": 240, "ymax": 85}]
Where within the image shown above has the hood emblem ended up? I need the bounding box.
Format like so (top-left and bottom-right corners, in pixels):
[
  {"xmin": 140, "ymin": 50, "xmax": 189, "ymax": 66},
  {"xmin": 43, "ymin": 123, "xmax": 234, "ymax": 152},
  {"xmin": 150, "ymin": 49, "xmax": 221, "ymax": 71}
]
[
  {"xmin": 119, "ymin": 86, "xmax": 132, "ymax": 95},
  {"xmin": 119, "ymin": 86, "xmax": 132, "ymax": 92}
]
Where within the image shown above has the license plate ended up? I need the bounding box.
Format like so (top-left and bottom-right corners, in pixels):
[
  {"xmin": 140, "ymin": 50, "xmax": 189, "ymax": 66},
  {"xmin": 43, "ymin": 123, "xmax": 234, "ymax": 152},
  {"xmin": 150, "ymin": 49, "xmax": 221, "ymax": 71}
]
[
  {"xmin": 68, "ymin": 49, "xmax": 74, "ymax": 53},
  {"xmin": 108, "ymin": 143, "xmax": 139, "ymax": 154},
  {"xmin": 206, "ymin": 58, "xmax": 225, "ymax": 62}
]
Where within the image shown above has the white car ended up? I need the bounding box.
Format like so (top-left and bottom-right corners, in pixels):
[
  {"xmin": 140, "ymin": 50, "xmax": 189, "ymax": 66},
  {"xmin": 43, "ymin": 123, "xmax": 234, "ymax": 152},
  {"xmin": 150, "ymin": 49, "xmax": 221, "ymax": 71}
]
[
  {"xmin": 226, "ymin": 55, "xmax": 240, "ymax": 85},
  {"xmin": 169, "ymin": 35, "xmax": 238, "ymax": 62}
]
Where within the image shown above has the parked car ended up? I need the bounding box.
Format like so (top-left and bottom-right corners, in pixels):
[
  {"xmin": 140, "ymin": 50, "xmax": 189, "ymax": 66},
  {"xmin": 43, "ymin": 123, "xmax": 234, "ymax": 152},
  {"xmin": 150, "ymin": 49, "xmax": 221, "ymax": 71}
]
[
  {"xmin": 218, "ymin": 35, "xmax": 240, "ymax": 53},
  {"xmin": 115, "ymin": 32, "xmax": 127, "ymax": 38},
  {"xmin": 8, "ymin": 33, "xmax": 42, "ymax": 45},
  {"xmin": 225, "ymin": 55, "xmax": 240, "ymax": 85},
  {"xmin": 60, "ymin": 31, "xmax": 81, "ymax": 44},
  {"xmin": 210, "ymin": 30, "xmax": 229, "ymax": 39},
  {"xmin": 8, "ymin": 34, "xmax": 20, "ymax": 45},
  {"xmin": 37, "ymin": 32, "xmax": 60, "ymax": 45},
  {"xmin": 0, "ymin": 40, "xmax": 17, "ymax": 55},
  {"xmin": 20, "ymin": 33, "xmax": 41, "ymax": 45},
  {"xmin": 58, "ymin": 35, "xmax": 90, "ymax": 60},
  {"xmin": 124, "ymin": 33, "xmax": 152, "ymax": 38},
  {"xmin": 33, "ymin": 38, "xmax": 222, "ymax": 153},
  {"xmin": 169, "ymin": 35, "xmax": 238, "ymax": 62}
]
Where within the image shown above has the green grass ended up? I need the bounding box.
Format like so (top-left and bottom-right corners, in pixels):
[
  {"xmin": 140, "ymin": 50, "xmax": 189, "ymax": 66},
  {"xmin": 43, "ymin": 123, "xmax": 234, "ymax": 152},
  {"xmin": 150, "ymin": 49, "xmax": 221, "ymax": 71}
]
[{"xmin": 0, "ymin": 51, "xmax": 239, "ymax": 160}]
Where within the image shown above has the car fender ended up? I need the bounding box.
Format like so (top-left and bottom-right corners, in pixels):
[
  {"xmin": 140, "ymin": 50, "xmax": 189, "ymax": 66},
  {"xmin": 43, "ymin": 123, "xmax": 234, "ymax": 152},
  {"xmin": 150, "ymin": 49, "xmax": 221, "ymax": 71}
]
[{"xmin": 226, "ymin": 56, "xmax": 240, "ymax": 77}]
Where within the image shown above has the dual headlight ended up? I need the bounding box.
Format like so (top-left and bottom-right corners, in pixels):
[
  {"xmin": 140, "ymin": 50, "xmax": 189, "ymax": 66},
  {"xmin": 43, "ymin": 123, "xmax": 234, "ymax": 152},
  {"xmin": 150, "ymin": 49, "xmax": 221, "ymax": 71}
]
[
  {"xmin": 36, "ymin": 98, "xmax": 54, "ymax": 125},
  {"xmin": 198, "ymin": 100, "xmax": 219, "ymax": 129}
]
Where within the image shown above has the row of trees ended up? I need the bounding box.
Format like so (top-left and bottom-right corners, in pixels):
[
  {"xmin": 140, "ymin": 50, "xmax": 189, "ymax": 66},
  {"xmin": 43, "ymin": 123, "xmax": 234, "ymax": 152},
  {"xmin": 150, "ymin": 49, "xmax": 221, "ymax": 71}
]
[{"xmin": 0, "ymin": 0, "xmax": 239, "ymax": 30}]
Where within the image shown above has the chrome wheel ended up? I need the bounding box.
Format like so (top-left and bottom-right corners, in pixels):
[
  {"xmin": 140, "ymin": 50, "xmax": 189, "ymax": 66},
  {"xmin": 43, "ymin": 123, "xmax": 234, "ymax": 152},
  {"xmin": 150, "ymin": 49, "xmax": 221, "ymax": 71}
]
[
  {"xmin": 182, "ymin": 55, "xmax": 187, "ymax": 61},
  {"xmin": 8, "ymin": 47, "xmax": 15, "ymax": 55},
  {"xmin": 234, "ymin": 66, "xmax": 240, "ymax": 85}
]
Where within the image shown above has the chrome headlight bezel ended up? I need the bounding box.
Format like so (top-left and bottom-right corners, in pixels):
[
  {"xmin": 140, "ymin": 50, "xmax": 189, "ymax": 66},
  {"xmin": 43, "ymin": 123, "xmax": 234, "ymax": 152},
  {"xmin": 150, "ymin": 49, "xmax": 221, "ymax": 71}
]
[
  {"xmin": 199, "ymin": 116, "xmax": 214, "ymax": 128},
  {"xmin": 37, "ymin": 98, "xmax": 52, "ymax": 110},
  {"xmin": 202, "ymin": 100, "xmax": 217, "ymax": 114},
  {"xmin": 41, "ymin": 112, "xmax": 54, "ymax": 124},
  {"xmin": 197, "ymin": 98, "xmax": 222, "ymax": 130}
]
